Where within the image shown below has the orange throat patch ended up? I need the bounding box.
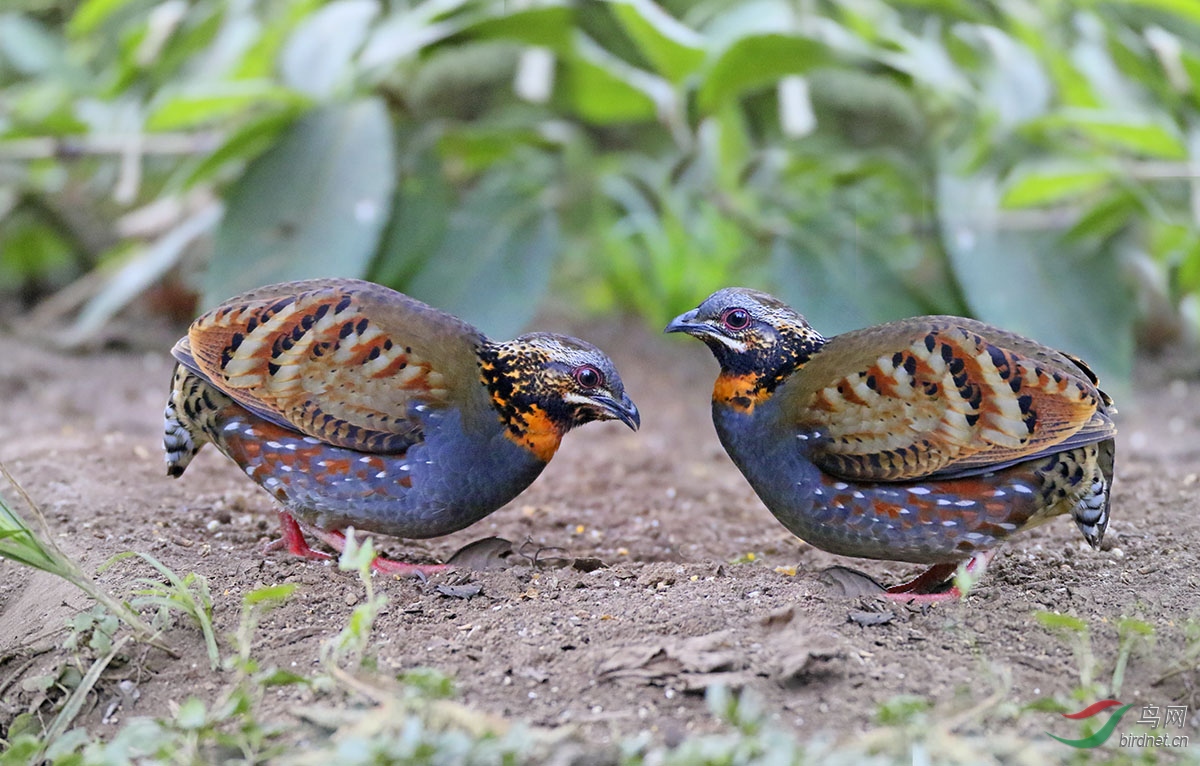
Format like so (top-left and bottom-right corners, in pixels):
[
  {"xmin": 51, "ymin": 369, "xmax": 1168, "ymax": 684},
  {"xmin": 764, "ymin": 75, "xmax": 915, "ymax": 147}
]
[
  {"xmin": 503, "ymin": 404, "xmax": 565, "ymax": 463},
  {"xmin": 713, "ymin": 372, "xmax": 769, "ymax": 413}
]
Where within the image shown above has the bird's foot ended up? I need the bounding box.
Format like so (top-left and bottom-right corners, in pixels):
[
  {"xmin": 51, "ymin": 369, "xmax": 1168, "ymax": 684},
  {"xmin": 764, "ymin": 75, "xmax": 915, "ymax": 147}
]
[
  {"xmin": 263, "ymin": 513, "xmax": 447, "ymax": 576},
  {"xmin": 881, "ymin": 552, "xmax": 993, "ymax": 603},
  {"xmin": 262, "ymin": 511, "xmax": 334, "ymax": 561},
  {"xmin": 369, "ymin": 557, "xmax": 450, "ymax": 578},
  {"xmin": 881, "ymin": 563, "xmax": 959, "ymax": 602},
  {"xmin": 308, "ymin": 527, "xmax": 449, "ymax": 578}
]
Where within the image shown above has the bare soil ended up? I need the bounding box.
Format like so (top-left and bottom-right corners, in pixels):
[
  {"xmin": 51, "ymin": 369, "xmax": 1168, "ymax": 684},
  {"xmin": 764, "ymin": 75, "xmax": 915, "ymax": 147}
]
[{"xmin": 1, "ymin": 321, "xmax": 1198, "ymax": 755}]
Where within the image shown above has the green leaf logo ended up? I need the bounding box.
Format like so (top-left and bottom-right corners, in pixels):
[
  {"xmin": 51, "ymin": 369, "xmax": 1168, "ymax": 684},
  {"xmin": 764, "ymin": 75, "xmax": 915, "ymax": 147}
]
[{"xmin": 1046, "ymin": 700, "xmax": 1133, "ymax": 749}]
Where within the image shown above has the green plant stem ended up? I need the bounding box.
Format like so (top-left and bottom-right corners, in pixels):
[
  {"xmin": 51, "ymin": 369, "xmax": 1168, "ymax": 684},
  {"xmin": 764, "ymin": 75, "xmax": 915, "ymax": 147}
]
[
  {"xmin": 39, "ymin": 634, "xmax": 130, "ymax": 758},
  {"xmin": 0, "ymin": 462, "xmax": 176, "ymax": 656}
]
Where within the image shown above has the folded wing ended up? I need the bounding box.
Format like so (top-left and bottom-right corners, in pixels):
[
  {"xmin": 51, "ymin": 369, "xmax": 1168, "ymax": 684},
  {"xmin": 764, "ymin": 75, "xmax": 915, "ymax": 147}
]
[
  {"xmin": 781, "ymin": 316, "xmax": 1116, "ymax": 481},
  {"xmin": 174, "ymin": 279, "xmax": 489, "ymax": 453}
]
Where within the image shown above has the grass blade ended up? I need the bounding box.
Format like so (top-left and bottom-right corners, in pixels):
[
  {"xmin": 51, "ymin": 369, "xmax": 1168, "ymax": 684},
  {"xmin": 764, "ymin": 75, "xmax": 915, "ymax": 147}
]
[{"xmin": 0, "ymin": 462, "xmax": 174, "ymax": 654}]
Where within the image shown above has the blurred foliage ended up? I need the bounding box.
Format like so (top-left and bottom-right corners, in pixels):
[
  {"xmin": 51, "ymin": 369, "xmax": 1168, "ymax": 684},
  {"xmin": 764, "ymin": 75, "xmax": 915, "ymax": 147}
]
[{"xmin": 2, "ymin": 0, "xmax": 1200, "ymax": 384}]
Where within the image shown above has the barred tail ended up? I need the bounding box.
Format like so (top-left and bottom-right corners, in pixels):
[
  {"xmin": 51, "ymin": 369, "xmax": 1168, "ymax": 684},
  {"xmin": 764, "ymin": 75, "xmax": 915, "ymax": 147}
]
[
  {"xmin": 1073, "ymin": 439, "xmax": 1114, "ymax": 549},
  {"xmin": 164, "ymin": 364, "xmax": 213, "ymax": 477}
]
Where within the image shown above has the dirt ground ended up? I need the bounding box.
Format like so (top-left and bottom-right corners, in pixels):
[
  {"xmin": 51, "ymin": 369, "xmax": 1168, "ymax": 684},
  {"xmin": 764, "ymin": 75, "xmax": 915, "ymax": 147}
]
[{"xmin": 0, "ymin": 317, "xmax": 1198, "ymax": 756}]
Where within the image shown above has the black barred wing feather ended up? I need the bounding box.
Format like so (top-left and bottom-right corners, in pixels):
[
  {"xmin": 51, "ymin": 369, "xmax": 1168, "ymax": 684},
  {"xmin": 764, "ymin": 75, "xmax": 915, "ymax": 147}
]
[
  {"xmin": 174, "ymin": 279, "xmax": 489, "ymax": 453},
  {"xmin": 781, "ymin": 316, "xmax": 1116, "ymax": 482}
]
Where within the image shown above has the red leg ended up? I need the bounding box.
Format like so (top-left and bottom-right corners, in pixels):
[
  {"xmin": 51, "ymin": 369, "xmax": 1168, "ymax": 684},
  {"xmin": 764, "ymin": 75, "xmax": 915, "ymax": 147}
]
[
  {"xmin": 262, "ymin": 511, "xmax": 333, "ymax": 561},
  {"xmin": 263, "ymin": 513, "xmax": 447, "ymax": 576},
  {"xmin": 882, "ymin": 563, "xmax": 959, "ymax": 602},
  {"xmin": 370, "ymin": 557, "xmax": 449, "ymax": 577},
  {"xmin": 308, "ymin": 527, "xmax": 449, "ymax": 578},
  {"xmin": 881, "ymin": 552, "xmax": 994, "ymax": 603}
]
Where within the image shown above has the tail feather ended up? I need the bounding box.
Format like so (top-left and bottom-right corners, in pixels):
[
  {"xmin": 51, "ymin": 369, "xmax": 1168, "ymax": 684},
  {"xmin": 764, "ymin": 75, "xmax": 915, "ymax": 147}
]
[
  {"xmin": 164, "ymin": 400, "xmax": 199, "ymax": 476},
  {"xmin": 164, "ymin": 364, "xmax": 218, "ymax": 477},
  {"xmin": 1072, "ymin": 438, "xmax": 1114, "ymax": 549}
]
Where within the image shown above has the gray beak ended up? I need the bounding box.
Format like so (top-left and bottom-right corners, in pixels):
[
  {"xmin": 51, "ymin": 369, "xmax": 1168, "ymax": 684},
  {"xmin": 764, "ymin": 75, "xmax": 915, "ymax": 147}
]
[
  {"xmin": 664, "ymin": 308, "xmax": 703, "ymax": 335},
  {"xmin": 594, "ymin": 392, "xmax": 640, "ymax": 431}
]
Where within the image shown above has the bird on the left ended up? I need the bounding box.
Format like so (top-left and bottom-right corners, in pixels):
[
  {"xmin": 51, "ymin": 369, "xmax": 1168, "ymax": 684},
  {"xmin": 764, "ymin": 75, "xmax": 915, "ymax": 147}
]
[{"xmin": 163, "ymin": 278, "xmax": 640, "ymax": 575}]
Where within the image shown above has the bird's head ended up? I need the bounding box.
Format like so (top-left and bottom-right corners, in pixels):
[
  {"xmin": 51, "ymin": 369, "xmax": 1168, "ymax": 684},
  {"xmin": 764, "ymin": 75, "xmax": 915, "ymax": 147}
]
[
  {"xmin": 481, "ymin": 333, "xmax": 639, "ymax": 460},
  {"xmin": 665, "ymin": 288, "xmax": 826, "ymax": 407}
]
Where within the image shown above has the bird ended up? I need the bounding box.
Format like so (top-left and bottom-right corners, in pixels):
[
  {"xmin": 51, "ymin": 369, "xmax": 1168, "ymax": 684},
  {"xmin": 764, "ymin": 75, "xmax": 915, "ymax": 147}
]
[
  {"xmin": 164, "ymin": 278, "xmax": 639, "ymax": 575},
  {"xmin": 666, "ymin": 287, "xmax": 1116, "ymax": 600}
]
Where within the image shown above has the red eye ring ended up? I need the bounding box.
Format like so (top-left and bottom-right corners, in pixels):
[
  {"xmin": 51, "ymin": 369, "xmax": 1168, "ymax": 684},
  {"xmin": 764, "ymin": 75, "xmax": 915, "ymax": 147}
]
[
  {"xmin": 574, "ymin": 365, "xmax": 604, "ymax": 389},
  {"xmin": 722, "ymin": 307, "xmax": 751, "ymax": 331}
]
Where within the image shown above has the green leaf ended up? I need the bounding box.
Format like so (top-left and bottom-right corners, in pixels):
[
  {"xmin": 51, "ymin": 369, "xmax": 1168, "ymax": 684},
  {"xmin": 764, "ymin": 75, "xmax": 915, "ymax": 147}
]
[
  {"xmin": 6, "ymin": 714, "xmax": 43, "ymax": 744},
  {"xmin": 0, "ymin": 14, "xmax": 69, "ymax": 76},
  {"xmin": 0, "ymin": 209, "xmax": 79, "ymax": 287},
  {"xmin": 204, "ymin": 98, "xmax": 396, "ymax": 306},
  {"xmin": 69, "ymin": 0, "xmax": 139, "ymax": 35},
  {"xmin": 879, "ymin": 19, "xmax": 967, "ymax": 95},
  {"xmin": 68, "ymin": 205, "xmax": 222, "ymax": 345},
  {"xmin": 1032, "ymin": 110, "xmax": 1187, "ymax": 159},
  {"xmin": 1171, "ymin": 232, "xmax": 1200, "ymax": 293},
  {"xmin": 437, "ymin": 125, "xmax": 543, "ymax": 174},
  {"xmin": 938, "ymin": 172, "xmax": 1133, "ymax": 394},
  {"xmin": 359, "ymin": 0, "xmax": 468, "ymax": 70},
  {"xmin": 699, "ymin": 33, "xmax": 830, "ymax": 112},
  {"xmin": 1034, "ymin": 611, "xmax": 1089, "ymax": 633},
  {"xmin": 563, "ymin": 33, "xmax": 661, "ymax": 124},
  {"xmin": 280, "ymin": 0, "xmax": 379, "ymax": 98},
  {"xmin": 259, "ymin": 669, "xmax": 311, "ymax": 686},
  {"xmin": 1041, "ymin": 46, "xmax": 1099, "ymax": 109},
  {"xmin": 405, "ymin": 159, "xmax": 560, "ymax": 338},
  {"xmin": 177, "ymin": 107, "xmax": 305, "ymax": 190},
  {"xmin": 147, "ymin": 82, "xmax": 308, "ymax": 130},
  {"xmin": 609, "ymin": 0, "xmax": 704, "ymax": 82},
  {"xmin": 43, "ymin": 727, "xmax": 89, "ymax": 760},
  {"xmin": 1001, "ymin": 163, "xmax": 1113, "ymax": 208},
  {"xmin": 562, "ymin": 60, "xmax": 656, "ymax": 124},
  {"xmin": 398, "ymin": 667, "xmax": 455, "ymax": 699},
  {"xmin": 336, "ymin": 529, "xmax": 376, "ymax": 574},
  {"xmin": 370, "ymin": 143, "xmax": 453, "ymax": 287},
  {"xmin": 128, "ymin": 2, "xmax": 222, "ymax": 87},
  {"xmin": 1065, "ymin": 191, "xmax": 1139, "ymax": 244},
  {"xmin": 237, "ymin": 0, "xmax": 325, "ymax": 79},
  {"xmin": 710, "ymin": 102, "xmax": 752, "ymax": 189},
  {"xmin": 976, "ymin": 26, "xmax": 1051, "ymax": 126},
  {"xmin": 699, "ymin": 0, "xmax": 796, "ymax": 47},
  {"xmin": 243, "ymin": 583, "xmax": 298, "ymax": 607},
  {"xmin": 875, "ymin": 695, "xmax": 932, "ymax": 726},
  {"xmin": 1117, "ymin": 617, "xmax": 1155, "ymax": 637},
  {"xmin": 808, "ymin": 68, "xmax": 926, "ymax": 149},
  {"xmin": 1183, "ymin": 51, "xmax": 1200, "ymax": 97},
  {"xmin": 883, "ymin": 0, "xmax": 982, "ymax": 16},
  {"xmin": 1104, "ymin": 0, "xmax": 1200, "ymax": 24},
  {"xmin": 770, "ymin": 235, "xmax": 928, "ymax": 335},
  {"xmin": 174, "ymin": 698, "xmax": 208, "ymax": 730},
  {"xmin": 462, "ymin": 3, "xmax": 574, "ymax": 52}
]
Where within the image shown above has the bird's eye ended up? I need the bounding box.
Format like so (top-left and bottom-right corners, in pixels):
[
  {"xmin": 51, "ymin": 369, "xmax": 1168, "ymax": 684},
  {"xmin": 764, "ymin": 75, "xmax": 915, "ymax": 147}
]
[
  {"xmin": 722, "ymin": 308, "xmax": 751, "ymax": 331},
  {"xmin": 574, "ymin": 365, "xmax": 604, "ymax": 389}
]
